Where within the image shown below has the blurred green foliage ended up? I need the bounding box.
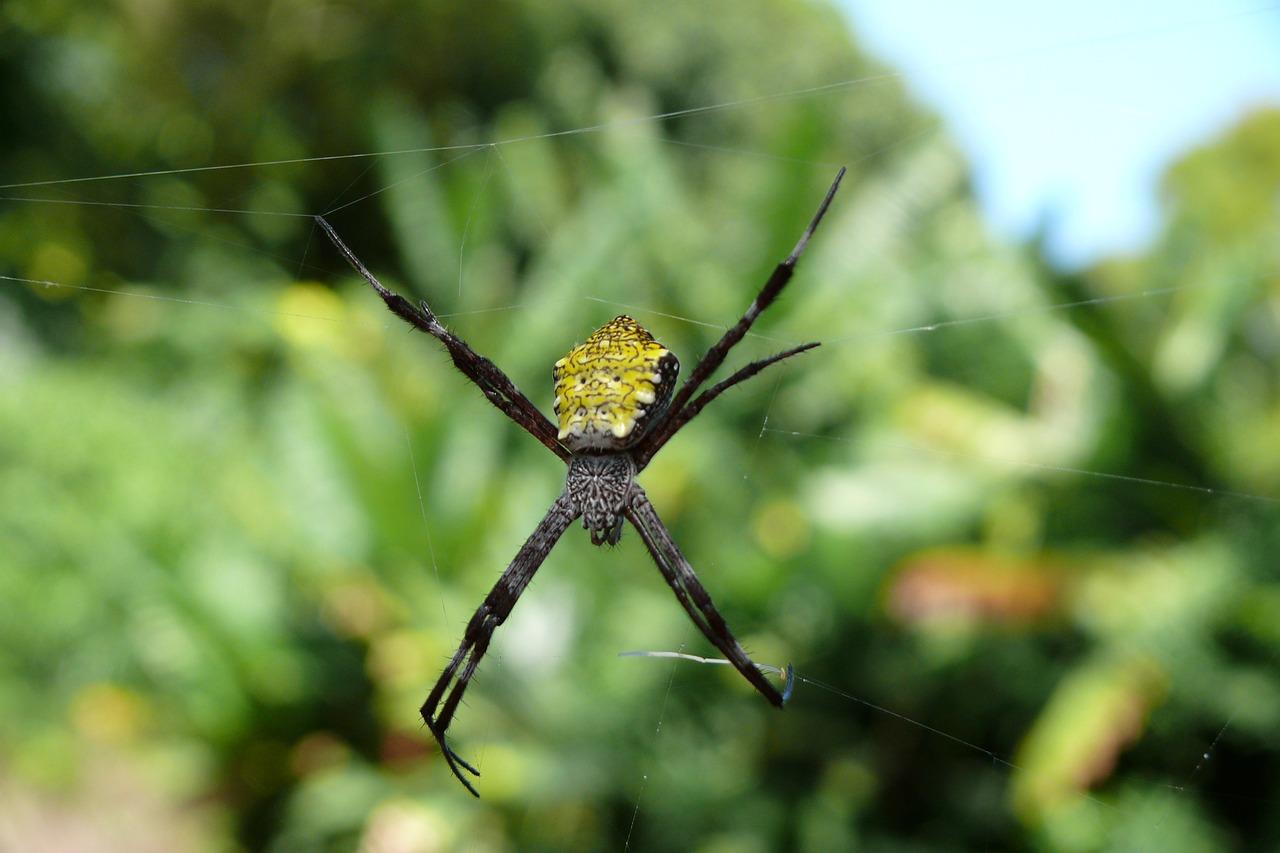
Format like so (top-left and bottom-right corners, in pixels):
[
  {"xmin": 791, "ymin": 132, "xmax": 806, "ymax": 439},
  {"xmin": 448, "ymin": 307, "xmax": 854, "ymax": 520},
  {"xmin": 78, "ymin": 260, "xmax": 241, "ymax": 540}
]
[{"xmin": 2, "ymin": 1, "xmax": 1279, "ymax": 851}]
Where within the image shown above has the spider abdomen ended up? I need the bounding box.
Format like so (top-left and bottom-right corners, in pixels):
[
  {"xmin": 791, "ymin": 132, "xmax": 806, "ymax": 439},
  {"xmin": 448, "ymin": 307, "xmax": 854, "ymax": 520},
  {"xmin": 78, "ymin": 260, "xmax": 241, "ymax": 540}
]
[{"xmin": 553, "ymin": 315, "xmax": 679, "ymax": 451}]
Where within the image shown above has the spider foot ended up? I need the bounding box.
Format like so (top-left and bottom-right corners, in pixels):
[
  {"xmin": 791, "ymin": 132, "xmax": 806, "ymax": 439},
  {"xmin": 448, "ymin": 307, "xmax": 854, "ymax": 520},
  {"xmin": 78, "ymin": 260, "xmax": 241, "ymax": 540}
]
[
  {"xmin": 428, "ymin": 725, "xmax": 482, "ymax": 797},
  {"xmin": 780, "ymin": 663, "xmax": 796, "ymax": 705}
]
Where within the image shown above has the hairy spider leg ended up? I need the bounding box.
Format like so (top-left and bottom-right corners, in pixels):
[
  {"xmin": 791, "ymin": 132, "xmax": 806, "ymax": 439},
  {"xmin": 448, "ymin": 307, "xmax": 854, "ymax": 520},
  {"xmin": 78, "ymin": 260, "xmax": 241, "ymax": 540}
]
[
  {"xmin": 314, "ymin": 215, "xmax": 571, "ymax": 463},
  {"xmin": 626, "ymin": 487, "xmax": 790, "ymax": 707},
  {"xmin": 633, "ymin": 167, "xmax": 846, "ymax": 470},
  {"xmin": 420, "ymin": 493, "xmax": 580, "ymax": 796},
  {"xmin": 657, "ymin": 341, "xmax": 821, "ymax": 443}
]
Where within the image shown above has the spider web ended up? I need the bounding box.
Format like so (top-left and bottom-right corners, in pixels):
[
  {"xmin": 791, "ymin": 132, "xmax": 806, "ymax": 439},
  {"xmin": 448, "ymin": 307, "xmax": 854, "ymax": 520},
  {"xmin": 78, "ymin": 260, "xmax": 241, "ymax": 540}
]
[{"xmin": 2, "ymin": 4, "xmax": 1277, "ymax": 850}]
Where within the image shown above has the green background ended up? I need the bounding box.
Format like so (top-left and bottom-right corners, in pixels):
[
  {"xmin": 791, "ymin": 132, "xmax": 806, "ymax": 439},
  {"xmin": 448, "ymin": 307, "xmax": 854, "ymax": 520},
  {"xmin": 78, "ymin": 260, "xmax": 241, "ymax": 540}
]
[{"xmin": 2, "ymin": 1, "xmax": 1278, "ymax": 850}]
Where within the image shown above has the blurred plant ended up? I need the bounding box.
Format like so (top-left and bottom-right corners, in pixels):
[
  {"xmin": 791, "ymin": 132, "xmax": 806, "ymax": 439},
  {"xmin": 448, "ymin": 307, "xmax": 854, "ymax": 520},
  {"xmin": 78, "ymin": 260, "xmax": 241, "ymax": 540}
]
[{"xmin": 1, "ymin": 0, "xmax": 1277, "ymax": 850}]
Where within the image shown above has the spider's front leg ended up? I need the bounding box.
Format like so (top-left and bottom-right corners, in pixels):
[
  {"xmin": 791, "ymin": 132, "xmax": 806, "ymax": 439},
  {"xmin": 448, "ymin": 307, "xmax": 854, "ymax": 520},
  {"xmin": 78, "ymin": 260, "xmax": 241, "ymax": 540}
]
[
  {"xmin": 420, "ymin": 610, "xmax": 495, "ymax": 791},
  {"xmin": 420, "ymin": 493, "xmax": 578, "ymax": 796},
  {"xmin": 626, "ymin": 486, "xmax": 793, "ymax": 707}
]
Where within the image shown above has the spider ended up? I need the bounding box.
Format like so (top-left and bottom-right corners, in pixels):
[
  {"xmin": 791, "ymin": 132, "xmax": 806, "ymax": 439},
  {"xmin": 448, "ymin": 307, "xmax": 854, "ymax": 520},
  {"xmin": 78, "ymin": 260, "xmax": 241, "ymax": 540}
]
[{"xmin": 315, "ymin": 167, "xmax": 845, "ymax": 796}]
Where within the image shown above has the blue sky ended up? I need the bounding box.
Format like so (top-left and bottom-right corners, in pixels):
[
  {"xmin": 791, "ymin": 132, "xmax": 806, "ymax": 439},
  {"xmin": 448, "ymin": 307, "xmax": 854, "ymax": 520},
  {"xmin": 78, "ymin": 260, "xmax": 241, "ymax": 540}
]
[{"xmin": 839, "ymin": 1, "xmax": 1280, "ymax": 267}]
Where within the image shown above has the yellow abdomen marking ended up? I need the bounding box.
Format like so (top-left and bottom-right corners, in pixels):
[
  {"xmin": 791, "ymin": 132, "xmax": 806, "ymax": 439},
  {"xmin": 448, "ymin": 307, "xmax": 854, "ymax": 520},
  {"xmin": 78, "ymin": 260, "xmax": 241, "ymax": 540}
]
[{"xmin": 553, "ymin": 315, "xmax": 679, "ymax": 450}]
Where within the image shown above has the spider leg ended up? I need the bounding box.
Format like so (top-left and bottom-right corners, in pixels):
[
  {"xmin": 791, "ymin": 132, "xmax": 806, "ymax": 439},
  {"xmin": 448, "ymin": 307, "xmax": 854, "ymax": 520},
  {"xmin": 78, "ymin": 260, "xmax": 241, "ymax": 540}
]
[
  {"xmin": 625, "ymin": 486, "xmax": 789, "ymax": 707},
  {"xmin": 420, "ymin": 493, "xmax": 579, "ymax": 796},
  {"xmin": 314, "ymin": 216, "xmax": 571, "ymax": 464},
  {"xmin": 633, "ymin": 168, "xmax": 845, "ymax": 470},
  {"xmin": 655, "ymin": 341, "xmax": 819, "ymax": 445}
]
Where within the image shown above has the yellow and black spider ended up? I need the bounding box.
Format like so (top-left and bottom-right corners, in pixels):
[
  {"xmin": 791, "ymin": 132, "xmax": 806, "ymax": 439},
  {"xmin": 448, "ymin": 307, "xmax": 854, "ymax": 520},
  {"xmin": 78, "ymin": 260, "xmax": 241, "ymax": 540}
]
[{"xmin": 315, "ymin": 167, "xmax": 844, "ymax": 796}]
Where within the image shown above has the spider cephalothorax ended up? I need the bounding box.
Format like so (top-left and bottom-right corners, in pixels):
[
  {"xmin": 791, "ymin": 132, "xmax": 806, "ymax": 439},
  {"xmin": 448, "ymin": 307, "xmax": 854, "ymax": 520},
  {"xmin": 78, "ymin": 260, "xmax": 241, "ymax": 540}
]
[
  {"xmin": 315, "ymin": 167, "xmax": 845, "ymax": 796},
  {"xmin": 565, "ymin": 452, "xmax": 634, "ymax": 546}
]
